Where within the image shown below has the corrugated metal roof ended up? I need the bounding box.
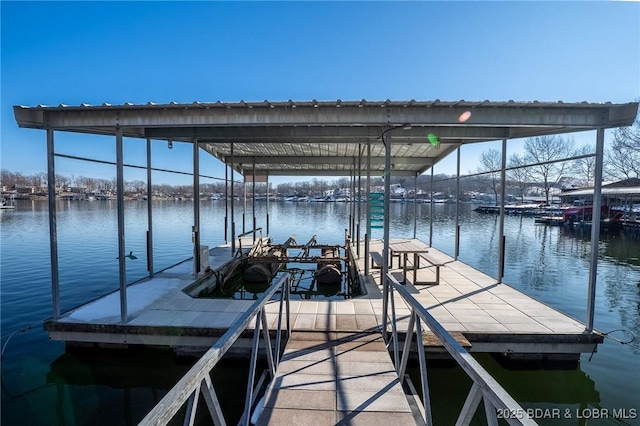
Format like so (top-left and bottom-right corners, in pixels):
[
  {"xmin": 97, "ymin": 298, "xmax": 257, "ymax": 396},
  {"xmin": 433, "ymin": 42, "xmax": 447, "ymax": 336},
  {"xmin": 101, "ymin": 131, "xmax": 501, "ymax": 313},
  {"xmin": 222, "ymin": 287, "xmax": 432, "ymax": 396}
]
[
  {"xmin": 13, "ymin": 99, "xmax": 639, "ymax": 178},
  {"xmin": 21, "ymin": 99, "xmax": 624, "ymax": 110}
]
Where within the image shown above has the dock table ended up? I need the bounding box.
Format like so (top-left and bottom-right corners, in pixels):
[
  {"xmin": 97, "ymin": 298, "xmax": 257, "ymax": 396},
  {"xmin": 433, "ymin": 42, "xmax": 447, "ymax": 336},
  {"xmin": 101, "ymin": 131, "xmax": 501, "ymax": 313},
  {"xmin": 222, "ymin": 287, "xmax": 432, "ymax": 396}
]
[{"xmin": 388, "ymin": 239, "xmax": 433, "ymax": 285}]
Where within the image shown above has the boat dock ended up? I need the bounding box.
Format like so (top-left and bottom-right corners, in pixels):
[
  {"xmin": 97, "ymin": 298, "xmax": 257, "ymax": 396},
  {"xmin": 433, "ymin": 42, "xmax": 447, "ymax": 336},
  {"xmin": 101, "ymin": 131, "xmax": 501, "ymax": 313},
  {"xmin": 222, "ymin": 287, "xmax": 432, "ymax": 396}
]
[
  {"xmin": 16, "ymin": 99, "xmax": 636, "ymax": 425},
  {"xmin": 46, "ymin": 238, "xmax": 601, "ymax": 361}
]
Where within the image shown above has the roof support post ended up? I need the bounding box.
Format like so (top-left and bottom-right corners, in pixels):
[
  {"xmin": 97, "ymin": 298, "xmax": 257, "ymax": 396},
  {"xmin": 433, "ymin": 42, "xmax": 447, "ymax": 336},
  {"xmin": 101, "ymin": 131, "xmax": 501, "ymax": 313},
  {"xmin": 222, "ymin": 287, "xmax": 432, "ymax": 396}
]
[
  {"xmin": 266, "ymin": 174, "xmax": 270, "ymax": 236},
  {"xmin": 146, "ymin": 138, "xmax": 154, "ymax": 276},
  {"xmin": 382, "ymin": 131, "xmax": 392, "ymax": 339},
  {"xmin": 365, "ymin": 141, "xmax": 371, "ymax": 277},
  {"xmin": 193, "ymin": 138, "xmax": 201, "ymax": 276},
  {"xmin": 351, "ymin": 159, "xmax": 356, "ymax": 237},
  {"xmin": 413, "ymin": 173, "xmax": 418, "ymax": 239},
  {"xmin": 366, "ymin": 142, "xmax": 371, "ymax": 238},
  {"xmin": 224, "ymin": 164, "xmax": 228, "ymax": 244},
  {"xmin": 116, "ymin": 126, "xmax": 128, "ymax": 323},
  {"xmin": 357, "ymin": 145, "xmax": 362, "ymax": 257},
  {"xmin": 455, "ymin": 147, "xmax": 461, "ymax": 260},
  {"xmin": 231, "ymin": 143, "xmax": 235, "ymax": 254},
  {"xmin": 252, "ymin": 157, "xmax": 256, "ymax": 243},
  {"xmin": 498, "ymin": 138, "xmax": 507, "ymax": 282},
  {"xmin": 46, "ymin": 127, "xmax": 60, "ymax": 320},
  {"xmin": 242, "ymin": 179, "xmax": 247, "ymax": 234},
  {"xmin": 586, "ymin": 128, "xmax": 605, "ymax": 332},
  {"xmin": 429, "ymin": 166, "xmax": 434, "ymax": 247}
]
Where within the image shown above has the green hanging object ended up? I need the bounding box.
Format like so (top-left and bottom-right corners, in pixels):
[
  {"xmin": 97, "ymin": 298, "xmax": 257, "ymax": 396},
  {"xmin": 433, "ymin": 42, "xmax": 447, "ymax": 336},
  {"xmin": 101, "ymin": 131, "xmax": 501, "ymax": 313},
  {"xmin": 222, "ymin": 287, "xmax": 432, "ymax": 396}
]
[{"xmin": 428, "ymin": 133, "xmax": 439, "ymax": 146}]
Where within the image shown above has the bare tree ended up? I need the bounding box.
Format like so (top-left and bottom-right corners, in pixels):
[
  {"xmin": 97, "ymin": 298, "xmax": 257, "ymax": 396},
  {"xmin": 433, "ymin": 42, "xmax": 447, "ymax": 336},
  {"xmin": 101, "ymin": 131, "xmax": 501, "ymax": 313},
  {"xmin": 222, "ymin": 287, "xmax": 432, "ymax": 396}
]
[
  {"xmin": 37, "ymin": 172, "xmax": 48, "ymax": 189},
  {"xmin": 524, "ymin": 135, "xmax": 574, "ymax": 203},
  {"xmin": 571, "ymin": 145, "xmax": 596, "ymax": 185},
  {"xmin": 507, "ymin": 153, "xmax": 529, "ymax": 203},
  {"xmin": 131, "ymin": 180, "xmax": 147, "ymax": 195},
  {"xmin": 0, "ymin": 169, "xmax": 15, "ymax": 188},
  {"xmin": 605, "ymin": 117, "xmax": 640, "ymax": 181},
  {"xmin": 55, "ymin": 174, "xmax": 70, "ymax": 191},
  {"xmin": 478, "ymin": 148, "xmax": 502, "ymax": 205}
]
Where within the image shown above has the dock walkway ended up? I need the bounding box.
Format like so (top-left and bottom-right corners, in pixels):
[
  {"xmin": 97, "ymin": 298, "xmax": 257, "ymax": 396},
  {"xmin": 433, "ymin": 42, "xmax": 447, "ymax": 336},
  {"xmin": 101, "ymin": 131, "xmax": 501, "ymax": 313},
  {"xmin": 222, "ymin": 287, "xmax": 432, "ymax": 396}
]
[
  {"xmin": 46, "ymin": 239, "xmax": 601, "ymax": 358},
  {"xmin": 257, "ymin": 331, "xmax": 419, "ymax": 426}
]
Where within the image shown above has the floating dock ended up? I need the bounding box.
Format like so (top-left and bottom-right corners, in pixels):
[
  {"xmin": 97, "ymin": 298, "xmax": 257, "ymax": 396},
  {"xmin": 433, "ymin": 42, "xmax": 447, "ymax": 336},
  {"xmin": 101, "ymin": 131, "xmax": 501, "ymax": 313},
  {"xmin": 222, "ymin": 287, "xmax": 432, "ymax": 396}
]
[{"xmin": 45, "ymin": 238, "xmax": 602, "ymax": 361}]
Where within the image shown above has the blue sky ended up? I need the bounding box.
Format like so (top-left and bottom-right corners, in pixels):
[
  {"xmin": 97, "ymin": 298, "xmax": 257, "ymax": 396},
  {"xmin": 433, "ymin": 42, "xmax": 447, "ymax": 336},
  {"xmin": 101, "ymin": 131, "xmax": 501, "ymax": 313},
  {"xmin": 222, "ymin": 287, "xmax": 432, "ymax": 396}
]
[{"xmin": 1, "ymin": 1, "xmax": 639, "ymax": 186}]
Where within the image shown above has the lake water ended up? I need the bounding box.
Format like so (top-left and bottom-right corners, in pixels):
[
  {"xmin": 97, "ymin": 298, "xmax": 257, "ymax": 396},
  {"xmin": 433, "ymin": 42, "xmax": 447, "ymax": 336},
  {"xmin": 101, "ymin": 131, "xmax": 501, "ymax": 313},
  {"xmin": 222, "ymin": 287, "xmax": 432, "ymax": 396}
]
[{"xmin": 1, "ymin": 200, "xmax": 639, "ymax": 425}]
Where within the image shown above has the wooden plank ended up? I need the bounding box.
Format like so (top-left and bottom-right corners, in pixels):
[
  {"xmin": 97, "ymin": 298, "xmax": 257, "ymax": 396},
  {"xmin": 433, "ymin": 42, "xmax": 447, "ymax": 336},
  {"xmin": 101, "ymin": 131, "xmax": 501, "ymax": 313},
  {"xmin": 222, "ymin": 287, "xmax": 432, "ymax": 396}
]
[
  {"xmin": 370, "ymin": 251, "xmax": 384, "ymax": 269},
  {"xmin": 418, "ymin": 253, "xmax": 445, "ymax": 267},
  {"xmin": 423, "ymin": 331, "xmax": 471, "ymax": 350}
]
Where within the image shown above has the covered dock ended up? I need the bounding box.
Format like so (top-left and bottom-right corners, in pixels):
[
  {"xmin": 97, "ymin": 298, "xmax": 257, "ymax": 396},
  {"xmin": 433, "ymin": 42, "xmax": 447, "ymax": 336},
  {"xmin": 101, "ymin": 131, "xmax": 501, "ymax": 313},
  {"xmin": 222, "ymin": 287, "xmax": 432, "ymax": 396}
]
[{"xmin": 14, "ymin": 99, "xmax": 639, "ymax": 425}]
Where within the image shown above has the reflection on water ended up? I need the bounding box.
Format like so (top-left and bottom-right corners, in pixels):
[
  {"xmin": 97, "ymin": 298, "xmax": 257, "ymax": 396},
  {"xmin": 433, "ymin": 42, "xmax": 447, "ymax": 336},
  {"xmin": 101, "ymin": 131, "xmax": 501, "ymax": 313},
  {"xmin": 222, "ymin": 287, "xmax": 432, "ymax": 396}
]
[
  {"xmin": 410, "ymin": 353, "xmax": 600, "ymax": 425},
  {"xmin": 2, "ymin": 200, "xmax": 639, "ymax": 425},
  {"xmin": 44, "ymin": 346, "xmax": 251, "ymax": 426}
]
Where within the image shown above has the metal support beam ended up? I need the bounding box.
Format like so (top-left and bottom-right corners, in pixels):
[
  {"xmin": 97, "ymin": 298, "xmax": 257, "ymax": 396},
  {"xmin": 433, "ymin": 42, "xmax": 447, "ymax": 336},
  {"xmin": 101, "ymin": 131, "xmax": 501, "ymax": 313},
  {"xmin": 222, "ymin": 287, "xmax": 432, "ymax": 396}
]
[
  {"xmin": 46, "ymin": 128, "xmax": 60, "ymax": 319},
  {"xmin": 231, "ymin": 143, "xmax": 235, "ymax": 254},
  {"xmin": 193, "ymin": 138, "xmax": 201, "ymax": 276},
  {"xmin": 586, "ymin": 128, "xmax": 605, "ymax": 332},
  {"xmin": 455, "ymin": 147, "xmax": 461, "ymax": 260},
  {"xmin": 366, "ymin": 142, "xmax": 371, "ymax": 237},
  {"xmin": 382, "ymin": 132, "xmax": 392, "ymax": 337},
  {"xmin": 224, "ymin": 165, "xmax": 228, "ymax": 243},
  {"xmin": 365, "ymin": 142, "xmax": 371, "ymax": 276},
  {"xmin": 146, "ymin": 138, "xmax": 154, "ymax": 276},
  {"xmin": 224, "ymin": 155, "xmax": 436, "ymax": 166},
  {"xmin": 413, "ymin": 173, "xmax": 418, "ymax": 239},
  {"xmin": 498, "ymin": 139, "xmax": 507, "ymax": 282},
  {"xmin": 116, "ymin": 127, "xmax": 127, "ymax": 323},
  {"xmin": 266, "ymin": 176, "xmax": 270, "ymax": 236},
  {"xmin": 242, "ymin": 180, "xmax": 247, "ymax": 234},
  {"xmin": 351, "ymin": 161, "xmax": 356, "ymax": 237},
  {"xmin": 357, "ymin": 145, "xmax": 362, "ymax": 256},
  {"xmin": 429, "ymin": 166, "xmax": 434, "ymax": 247},
  {"xmin": 252, "ymin": 157, "xmax": 256, "ymax": 243}
]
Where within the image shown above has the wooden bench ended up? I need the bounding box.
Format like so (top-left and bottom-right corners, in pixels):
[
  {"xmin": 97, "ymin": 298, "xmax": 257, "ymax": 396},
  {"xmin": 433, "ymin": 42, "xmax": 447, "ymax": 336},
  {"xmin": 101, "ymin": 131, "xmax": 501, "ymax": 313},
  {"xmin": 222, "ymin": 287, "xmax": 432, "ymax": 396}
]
[
  {"xmin": 417, "ymin": 253, "xmax": 445, "ymax": 285},
  {"xmin": 370, "ymin": 251, "xmax": 384, "ymax": 269}
]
